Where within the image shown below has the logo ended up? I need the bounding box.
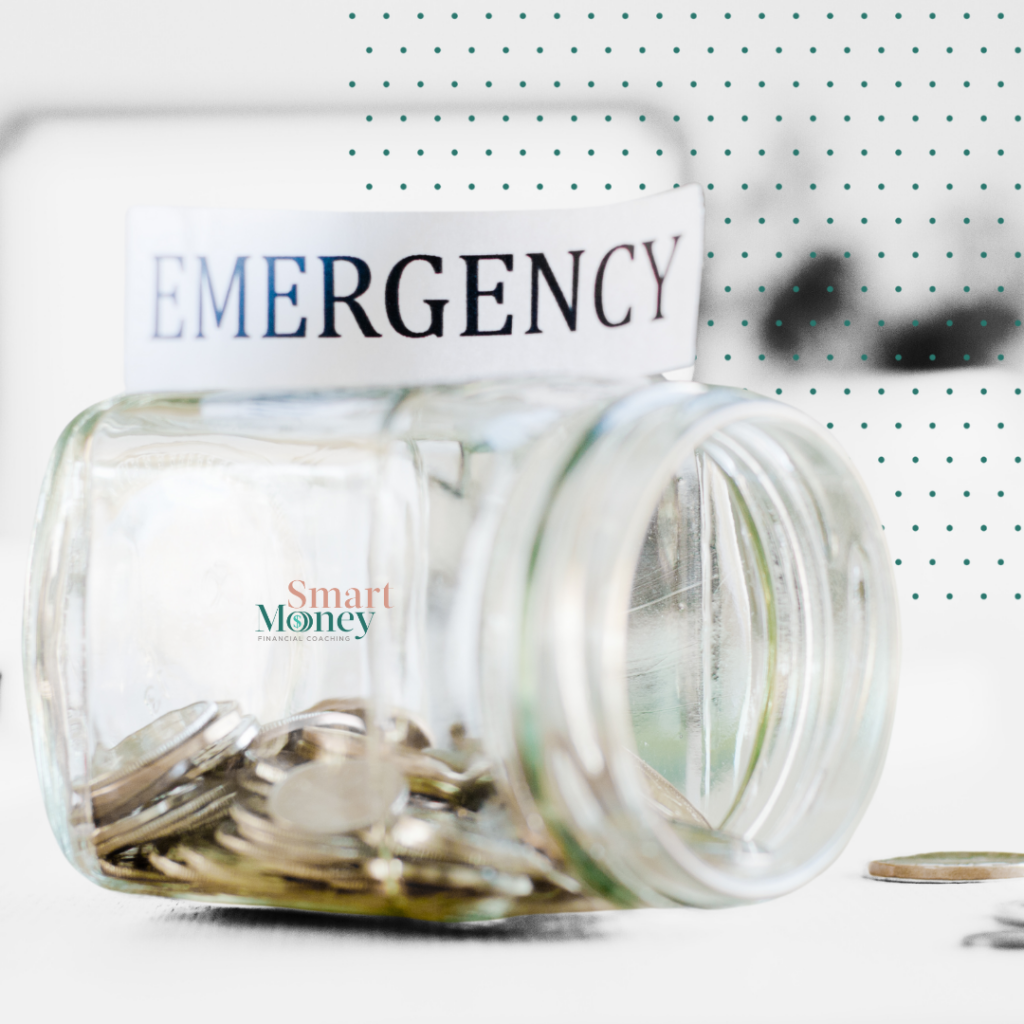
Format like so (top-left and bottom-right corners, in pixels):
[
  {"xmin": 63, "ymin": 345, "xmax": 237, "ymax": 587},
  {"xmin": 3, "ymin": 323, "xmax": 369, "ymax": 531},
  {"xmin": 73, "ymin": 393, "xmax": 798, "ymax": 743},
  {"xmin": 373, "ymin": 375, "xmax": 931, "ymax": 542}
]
[{"xmin": 256, "ymin": 579, "xmax": 391, "ymax": 643}]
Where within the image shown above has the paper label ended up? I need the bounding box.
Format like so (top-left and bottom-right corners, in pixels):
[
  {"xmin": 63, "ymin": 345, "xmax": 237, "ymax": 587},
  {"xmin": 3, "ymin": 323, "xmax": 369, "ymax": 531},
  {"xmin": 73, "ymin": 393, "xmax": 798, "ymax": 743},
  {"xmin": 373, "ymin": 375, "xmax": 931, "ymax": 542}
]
[{"xmin": 124, "ymin": 186, "xmax": 704, "ymax": 391}]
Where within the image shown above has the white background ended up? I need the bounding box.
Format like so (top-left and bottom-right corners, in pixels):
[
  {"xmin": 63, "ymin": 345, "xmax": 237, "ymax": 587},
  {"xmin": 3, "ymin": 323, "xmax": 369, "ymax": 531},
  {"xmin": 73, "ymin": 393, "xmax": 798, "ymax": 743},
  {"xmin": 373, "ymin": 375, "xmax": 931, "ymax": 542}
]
[{"xmin": 1, "ymin": 2, "xmax": 1022, "ymax": 1021}]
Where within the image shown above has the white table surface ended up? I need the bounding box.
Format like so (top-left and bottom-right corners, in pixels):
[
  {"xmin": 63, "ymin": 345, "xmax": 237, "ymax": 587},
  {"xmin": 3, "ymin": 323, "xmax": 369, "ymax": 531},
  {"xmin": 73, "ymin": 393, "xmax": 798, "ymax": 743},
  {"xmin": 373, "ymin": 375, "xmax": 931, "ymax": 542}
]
[
  {"xmin": 2, "ymin": 2, "xmax": 1022, "ymax": 1017},
  {"xmin": 3, "ymin": 538, "xmax": 1024, "ymax": 1024}
]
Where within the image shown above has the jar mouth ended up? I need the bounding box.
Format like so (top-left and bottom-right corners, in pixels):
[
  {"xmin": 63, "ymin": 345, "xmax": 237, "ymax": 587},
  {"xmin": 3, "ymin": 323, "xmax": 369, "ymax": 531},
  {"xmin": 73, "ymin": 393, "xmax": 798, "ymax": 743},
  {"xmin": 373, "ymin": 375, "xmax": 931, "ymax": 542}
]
[{"xmin": 515, "ymin": 383, "xmax": 899, "ymax": 908}]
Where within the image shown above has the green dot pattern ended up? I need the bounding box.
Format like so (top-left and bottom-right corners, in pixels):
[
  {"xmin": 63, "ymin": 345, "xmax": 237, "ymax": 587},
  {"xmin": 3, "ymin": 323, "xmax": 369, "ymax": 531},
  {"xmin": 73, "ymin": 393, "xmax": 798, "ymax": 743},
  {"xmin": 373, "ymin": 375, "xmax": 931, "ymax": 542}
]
[
  {"xmin": 269, "ymin": 5, "xmax": 1018, "ymax": 609},
  {"xmin": 668, "ymin": 5, "xmax": 1023, "ymax": 612}
]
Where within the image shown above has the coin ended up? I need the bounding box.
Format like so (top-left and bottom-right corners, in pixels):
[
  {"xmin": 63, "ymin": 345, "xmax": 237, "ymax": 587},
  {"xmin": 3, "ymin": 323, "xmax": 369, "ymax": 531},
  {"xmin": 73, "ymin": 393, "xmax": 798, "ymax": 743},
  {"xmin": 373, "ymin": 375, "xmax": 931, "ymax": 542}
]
[
  {"xmin": 165, "ymin": 839, "xmax": 301, "ymax": 896},
  {"xmin": 963, "ymin": 930, "xmax": 1024, "ymax": 949},
  {"xmin": 400, "ymin": 749, "xmax": 493, "ymax": 807},
  {"xmin": 230, "ymin": 801, "xmax": 370, "ymax": 864},
  {"xmin": 268, "ymin": 759, "xmax": 409, "ymax": 835},
  {"xmin": 868, "ymin": 852, "xmax": 1024, "ymax": 881},
  {"xmin": 296, "ymin": 725, "xmax": 367, "ymax": 760},
  {"xmin": 305, "ymin": 698, "xmax": 434, "ymax": 750},
  {"xmin": 628, "ymin": 749, "xmax": 711, "ymax": 830},
  {"xmin": 993, "ymin": 902, "xmax": 1024, "ymax": 927},
  {"xmin": 87, "ymin": 697, "xmax": 588, "ymax": 920},
  {"xmin": 91, "ymin": 702, "xmax": 218, "ymax": 782},
  {"xmin": 258, "ymin": 709, "xmax": 367, "ymax": 743},
  {"xmin": 215, "ymin": 824, "xmax": 371, "ymax": 890},
  {"xmin": 184, "ymin": 714, "xmax": 260, "ymax": 780},
  {"xmin": 390, "ymin": 813, "xmax": 581, "ymax": 893},
  {"xmin": 91, "ymin": 702, "xmax": 219, "ymax": 821},
  {"xmin": 99, "ymin": 855, "xmax": 178, "ymax": 884},
  {"xmin": 147, "ymin": 848, "xmax": 202, "ymax": 883},
  {"xmin": 92, "ymin": 781, "xmax": 233, "ymax": 858},
  {"xmin": 252, "ymin": 709, "xmax": 366, "ymax": 759},
  {"xmin": 91, "ymin": 702, "xmax": 245, "ymax": 824},
  {"xmin": 377, "ymin": 858, "xmax": 533, "ymax": 898},
  {"xmin": 248, "ymin": 749, "xmax": 309, "ymax": 786}
]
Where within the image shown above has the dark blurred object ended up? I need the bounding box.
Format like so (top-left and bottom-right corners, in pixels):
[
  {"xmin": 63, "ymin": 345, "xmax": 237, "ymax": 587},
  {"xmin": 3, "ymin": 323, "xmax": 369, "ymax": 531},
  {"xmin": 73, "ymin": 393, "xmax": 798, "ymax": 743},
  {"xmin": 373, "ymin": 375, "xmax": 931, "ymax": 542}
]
[
  {"xmin": 877, "ymin": 302, "xmax": 1017, "ymax": 371},
  {"xmin": 759, "ymin": 251, "xmax": 1016, "ymax": 371}
]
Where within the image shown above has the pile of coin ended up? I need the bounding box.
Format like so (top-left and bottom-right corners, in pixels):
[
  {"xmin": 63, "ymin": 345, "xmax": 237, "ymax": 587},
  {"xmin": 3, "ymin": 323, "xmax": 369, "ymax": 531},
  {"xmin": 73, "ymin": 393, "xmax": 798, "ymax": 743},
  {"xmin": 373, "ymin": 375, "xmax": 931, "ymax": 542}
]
[{"xmin": 90, "ymin": 698, "xmax": 600, "ymax": 921}]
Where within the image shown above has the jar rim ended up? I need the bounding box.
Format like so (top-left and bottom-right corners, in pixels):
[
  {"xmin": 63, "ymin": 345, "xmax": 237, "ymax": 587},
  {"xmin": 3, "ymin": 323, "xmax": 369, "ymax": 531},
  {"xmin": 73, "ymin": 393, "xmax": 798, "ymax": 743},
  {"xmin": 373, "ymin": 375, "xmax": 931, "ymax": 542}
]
[{"xmin": 509, "ymin": 382, "xmax": 900, "ymax": 907}]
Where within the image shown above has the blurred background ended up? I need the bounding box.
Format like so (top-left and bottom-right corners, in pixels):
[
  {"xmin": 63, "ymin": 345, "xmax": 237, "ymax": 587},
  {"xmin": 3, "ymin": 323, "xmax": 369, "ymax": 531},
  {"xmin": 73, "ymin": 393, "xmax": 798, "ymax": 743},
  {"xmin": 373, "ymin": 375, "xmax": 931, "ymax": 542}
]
[{"xmin": 0, "ymin": 1, "xmax": 1020, "ymax": 1019}]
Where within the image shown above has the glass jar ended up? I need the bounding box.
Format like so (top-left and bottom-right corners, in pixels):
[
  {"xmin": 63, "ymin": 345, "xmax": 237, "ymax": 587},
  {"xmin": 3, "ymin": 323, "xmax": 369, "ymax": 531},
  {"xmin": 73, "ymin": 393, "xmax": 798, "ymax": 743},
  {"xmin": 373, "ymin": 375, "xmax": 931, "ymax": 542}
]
[{"xmin": 24, "ymin": 378, "xmax": 899, "ymax": 920}]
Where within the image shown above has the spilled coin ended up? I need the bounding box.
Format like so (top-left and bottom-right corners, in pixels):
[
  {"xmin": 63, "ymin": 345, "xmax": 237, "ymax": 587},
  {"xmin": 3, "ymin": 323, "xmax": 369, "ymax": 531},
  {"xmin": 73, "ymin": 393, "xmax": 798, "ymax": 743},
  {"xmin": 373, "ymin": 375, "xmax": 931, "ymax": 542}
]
[{"xmin": 869, "ymin": 852, "xmax": 1024, "ymax": 882}]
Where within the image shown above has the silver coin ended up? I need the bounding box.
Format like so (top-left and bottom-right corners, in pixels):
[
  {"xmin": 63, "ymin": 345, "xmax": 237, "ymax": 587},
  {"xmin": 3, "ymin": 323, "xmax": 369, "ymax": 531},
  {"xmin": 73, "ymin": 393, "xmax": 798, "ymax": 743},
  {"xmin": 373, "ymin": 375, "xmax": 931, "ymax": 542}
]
[
  {"xmin": 401, "ymin": 749, "xmax": 491, "ymax": 788},
  {"xmin": 185, "ymin": 714, "xmax": 259, "ymax": 779},
  {"xmin": 305, "ymin": 698, "xmax": 434, "ymax": 750},
  {"xmin": 91, "ymin": 702, "xmax": 238, "ymax": 824},
  {"xmin": 390, "ymin": 814, "xmax": 580, "ymax": 893},
  {"xmin": 147, "ymin": 848, "xmax": 201, "ymax": 883},
  {"xmin": 91, "ymin": 701, "xmax": 218, "ymax": 786},
  {"xmin": 252, "ymin": 710, "xmax": 366, "ymax": 760},
  {"xmin": 268, "ymin": 759, "xmax": 408, "ymax": 835},
  {"xmin": 298, "ymin": 725, "xmax": 367, "ymax": 759},
  {"xmin": 964, "ymin": 930, "xmax": 1024, "ymax": 949},
  {"xmin": 172, "ymin": 839, "xmax": 307, "ymax": 897},
  {"xmin": 628, "ymin": 749, "xmax": 711, "ymax": 830},
  {"xmin": 93, "ymin": 781, "xmax": 209, "ymax": 854},
  {"xmin": 236, "ymin": 774, "xmax": 273, "ymax": 799},
  {"xmin": 215, "ymin": 824, "xmax": 370, "ymax": 890},
  {"xmin": 230, "ymin": 800, "xmax": 370, "ymax": 863},
  {"xmin": 249, "ymin": 749, "xmax": 308, "ymax": 786},
  {"xmin": 372, "ymin": 858, "xmax": 533, "ymax": 898},
  {"xmin": 99, "ymin": 856, "xmax": 182, "ymax": 884},
  {"xmin": 92, "ymin": 781, "xmax": 233, "ymax": 858}
]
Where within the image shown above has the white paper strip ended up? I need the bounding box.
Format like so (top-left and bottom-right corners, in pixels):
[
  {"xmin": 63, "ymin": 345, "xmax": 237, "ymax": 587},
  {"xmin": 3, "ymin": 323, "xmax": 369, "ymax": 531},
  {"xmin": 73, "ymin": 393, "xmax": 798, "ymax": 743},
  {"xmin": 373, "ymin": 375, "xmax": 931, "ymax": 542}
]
[{"xmin": 125, "ymin": 186, "xmax": 703, "ymax": 391}]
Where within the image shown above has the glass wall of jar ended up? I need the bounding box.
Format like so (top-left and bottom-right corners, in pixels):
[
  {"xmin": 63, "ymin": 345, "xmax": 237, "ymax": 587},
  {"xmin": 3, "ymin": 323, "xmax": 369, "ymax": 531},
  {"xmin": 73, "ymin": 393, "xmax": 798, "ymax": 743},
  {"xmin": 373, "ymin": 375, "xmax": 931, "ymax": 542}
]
[{"xmin": 24, "ymin": 379, "xmax": 899, "ymax": 920}]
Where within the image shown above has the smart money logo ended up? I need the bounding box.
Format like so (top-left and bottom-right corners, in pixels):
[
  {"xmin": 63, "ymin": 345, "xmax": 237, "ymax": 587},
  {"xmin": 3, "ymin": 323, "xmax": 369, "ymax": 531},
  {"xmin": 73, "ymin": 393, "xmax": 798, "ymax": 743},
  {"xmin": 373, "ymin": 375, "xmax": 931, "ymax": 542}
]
[{"xmin": 256, "ymin": 580, "xmax": 392, "ymax": 642}]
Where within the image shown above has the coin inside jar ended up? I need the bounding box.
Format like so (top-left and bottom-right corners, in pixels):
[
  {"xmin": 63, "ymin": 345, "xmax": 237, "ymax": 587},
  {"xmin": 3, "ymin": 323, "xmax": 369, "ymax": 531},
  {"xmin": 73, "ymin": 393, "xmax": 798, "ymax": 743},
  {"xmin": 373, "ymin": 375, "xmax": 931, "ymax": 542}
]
[
  {"xmin": 90, "ymin": 701, "xmax": 237, "ymax": 823},
  {"xmin": 627, "ymin": 749, "xmax": 711, "ymax": 830},
  {"xmin": 267, "ymin": 759, "xmax": 409, "ymax": 835},
  {"xmin": 91, "ymin": 701, "xmax": 219, "ymax": 783},
  {"xmin": 304, "ymin": 698, "xmax": 433, "ymax": 750}
]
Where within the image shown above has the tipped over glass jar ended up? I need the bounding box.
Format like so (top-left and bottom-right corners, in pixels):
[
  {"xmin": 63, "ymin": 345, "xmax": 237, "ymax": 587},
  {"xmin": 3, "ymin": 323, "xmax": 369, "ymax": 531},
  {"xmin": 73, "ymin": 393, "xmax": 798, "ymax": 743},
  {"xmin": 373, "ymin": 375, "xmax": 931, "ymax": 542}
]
[{"xmin": 24, "ymin": 378, "xmax": 898, "ymax": 921}]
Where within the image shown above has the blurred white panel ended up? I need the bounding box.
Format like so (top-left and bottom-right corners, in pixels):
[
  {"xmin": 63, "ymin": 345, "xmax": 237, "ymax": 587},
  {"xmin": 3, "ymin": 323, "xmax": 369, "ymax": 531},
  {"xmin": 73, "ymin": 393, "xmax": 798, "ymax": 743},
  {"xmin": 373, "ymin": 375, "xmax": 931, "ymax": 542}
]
[{"xmin": 0, "ymin": 112, "xmax": 687, "ymax": 542}]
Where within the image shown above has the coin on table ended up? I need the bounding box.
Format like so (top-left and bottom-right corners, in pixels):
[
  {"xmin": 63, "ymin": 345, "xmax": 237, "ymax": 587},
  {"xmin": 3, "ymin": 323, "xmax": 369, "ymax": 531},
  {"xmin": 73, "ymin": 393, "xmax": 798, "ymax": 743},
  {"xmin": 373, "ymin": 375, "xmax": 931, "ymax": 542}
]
[
  {"xmin": 869, "ymin": 852, "xmax": 1024, "ymax": 881},
  {"xmin": 267, "ymin": 759, "xmax": 408, "ymax": 835}
]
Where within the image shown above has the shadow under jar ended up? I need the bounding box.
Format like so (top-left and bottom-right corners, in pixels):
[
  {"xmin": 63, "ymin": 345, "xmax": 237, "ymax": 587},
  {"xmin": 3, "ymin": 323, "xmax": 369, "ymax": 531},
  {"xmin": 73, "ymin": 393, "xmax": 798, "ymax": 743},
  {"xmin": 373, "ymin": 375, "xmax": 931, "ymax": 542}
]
[{"xmin": 25, "ymin": 379, "xmax": 898, "ymax": 921}]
